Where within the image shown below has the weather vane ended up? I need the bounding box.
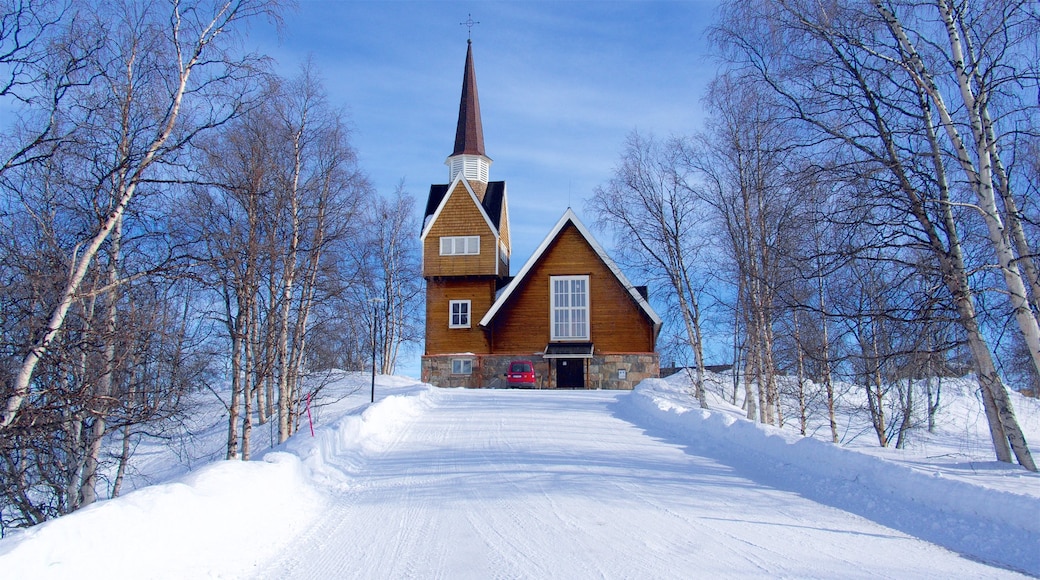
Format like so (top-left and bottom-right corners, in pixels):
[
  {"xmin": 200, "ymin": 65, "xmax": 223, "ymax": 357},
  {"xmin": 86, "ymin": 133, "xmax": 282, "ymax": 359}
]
[{"xmin": 461, "ymin": 13, "xmax": 479, "ymax": 41}]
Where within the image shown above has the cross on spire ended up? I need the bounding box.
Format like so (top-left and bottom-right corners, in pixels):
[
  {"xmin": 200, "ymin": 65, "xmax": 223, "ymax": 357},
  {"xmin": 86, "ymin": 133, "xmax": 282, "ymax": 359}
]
[{"xmin": 460, "ymin": 13, "xmax": 479, "ymax": 41}]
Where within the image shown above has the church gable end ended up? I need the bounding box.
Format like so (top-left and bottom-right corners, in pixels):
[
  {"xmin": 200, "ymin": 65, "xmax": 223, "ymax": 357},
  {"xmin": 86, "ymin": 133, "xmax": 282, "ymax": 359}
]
[
  {"xmin": 422, "ymin": 179, "xmax": 501, "ymax": 278},
  {"xmin": 484, "ymin": 220, "xmax": 657, "ymax": 355}
]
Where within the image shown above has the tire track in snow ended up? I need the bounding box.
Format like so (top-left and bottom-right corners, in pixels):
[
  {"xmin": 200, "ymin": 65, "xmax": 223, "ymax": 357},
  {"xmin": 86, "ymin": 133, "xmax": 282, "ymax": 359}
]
[
  {"xmin": 260, "ymin": 388, "xmax": 1027, "ymax": 579},
  {"xmin": 257, "ymin": 391, "xmax": 443, "ymax": 579}
]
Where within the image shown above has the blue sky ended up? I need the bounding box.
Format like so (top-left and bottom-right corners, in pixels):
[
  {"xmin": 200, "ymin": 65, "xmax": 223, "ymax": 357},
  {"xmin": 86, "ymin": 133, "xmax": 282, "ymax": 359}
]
[
  {"xmin": 252, "ymin": 1, "xmax": 722, "ymax": 373},
  {"xmin": 255, "ymin": 1, "xmax": 718, "ymax": 261}
]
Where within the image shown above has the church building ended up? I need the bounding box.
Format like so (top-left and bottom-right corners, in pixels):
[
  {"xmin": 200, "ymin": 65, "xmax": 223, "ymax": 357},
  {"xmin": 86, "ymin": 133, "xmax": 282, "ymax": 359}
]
[{"xmin": 420, "ymin": 40, "xmax": 662, "ymax": 389}]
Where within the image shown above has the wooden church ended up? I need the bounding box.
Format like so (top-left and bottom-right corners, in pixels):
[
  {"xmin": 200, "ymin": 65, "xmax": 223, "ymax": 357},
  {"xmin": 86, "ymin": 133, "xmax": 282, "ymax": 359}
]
[{"xmin": 420, "ymin": 40, "xmax": 662, "ymax": 389}]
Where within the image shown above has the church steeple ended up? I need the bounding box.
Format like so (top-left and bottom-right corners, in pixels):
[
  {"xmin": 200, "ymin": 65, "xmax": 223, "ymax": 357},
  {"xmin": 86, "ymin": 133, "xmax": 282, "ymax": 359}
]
[
  {"xmin": 447, "ymin": 39, "xmax": 492, "ymax": 196},
  {"xmin": 453, "ymin": 40, "xmax": 485, "ymax": 157}
]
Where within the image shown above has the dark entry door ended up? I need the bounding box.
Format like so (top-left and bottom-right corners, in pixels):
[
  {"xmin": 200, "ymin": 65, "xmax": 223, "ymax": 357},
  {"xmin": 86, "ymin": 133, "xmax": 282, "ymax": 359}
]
[{"xmin": 556, "ymin": 358, "xmax": 584, "ymax": 389}]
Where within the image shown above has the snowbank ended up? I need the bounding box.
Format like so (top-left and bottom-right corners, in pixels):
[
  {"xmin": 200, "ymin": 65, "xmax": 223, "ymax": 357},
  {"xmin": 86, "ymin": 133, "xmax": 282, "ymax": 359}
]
[
  {"xmin": 0, "ymin": 378, "xmax": 440, "ymax": 579},
  {"xmin": 621, "ymin": 377, "xmax": 1040, "ymax": 576},
  {"xmin": 280, "ymin": 383, "xmax": 439, "ymax": 486},
  {"xmin": 0, "ymin": 452, "xmax": 321, "ymax": 579}
]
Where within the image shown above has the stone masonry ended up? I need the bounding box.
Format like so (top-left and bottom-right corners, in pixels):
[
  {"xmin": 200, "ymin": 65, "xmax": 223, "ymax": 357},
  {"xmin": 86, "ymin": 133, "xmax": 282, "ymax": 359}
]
[{"xmin": 422, "ymin": 352, "xmax": 659, "ymax": 390}]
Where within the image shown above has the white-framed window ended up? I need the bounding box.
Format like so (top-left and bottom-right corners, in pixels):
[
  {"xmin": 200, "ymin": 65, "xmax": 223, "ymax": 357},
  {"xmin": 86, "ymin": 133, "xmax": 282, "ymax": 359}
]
[
  {"xmin": 449, "ymin": 300, "xmax": 471, "ymax": 329},
  {"xmin": 550, "ymin": 275, "xmax": 590, "ymax": 340},
  {"xmin": 452, "ymin": 358, "xmax": 473, "ymax": 375},
  {"xmin": 440, "ymin": 236, "xmax": 480, "ymax": 256}
]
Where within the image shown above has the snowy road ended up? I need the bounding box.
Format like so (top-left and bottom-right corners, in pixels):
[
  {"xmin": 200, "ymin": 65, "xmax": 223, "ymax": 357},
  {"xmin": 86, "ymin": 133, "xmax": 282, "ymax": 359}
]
[{"xmin": 261, "ymin": 389, "xmax": 1021, "ymax": 579}]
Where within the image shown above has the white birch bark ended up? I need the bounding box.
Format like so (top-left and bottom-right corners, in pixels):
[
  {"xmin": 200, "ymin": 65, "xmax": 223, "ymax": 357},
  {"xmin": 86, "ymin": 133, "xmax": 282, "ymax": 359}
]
[
  {"xmin": 277, "ymin": 122, "xmax": 303, "ymax": 444},
  {"xmin": 1, "ymin": 0, "xmax": 256, "ymax": 430},
  {"xmin": 872, "ymin": 0, "xmax": 1040, "ymax": 380},
  {"xmin": 78, "ymin": 215, "xmax": 121, "ymax": 508}
]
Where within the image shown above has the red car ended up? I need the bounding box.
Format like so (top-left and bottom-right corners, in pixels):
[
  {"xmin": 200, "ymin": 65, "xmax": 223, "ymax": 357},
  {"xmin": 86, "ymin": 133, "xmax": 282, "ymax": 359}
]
[{"xmin": 506, "ymin": 360, "xmax": 537, "ymax": 388}]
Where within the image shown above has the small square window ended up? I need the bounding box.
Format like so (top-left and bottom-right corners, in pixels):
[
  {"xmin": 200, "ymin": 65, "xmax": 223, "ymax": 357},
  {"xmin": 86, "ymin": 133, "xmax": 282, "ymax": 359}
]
[
  {"xmin": 452, "ymin": 359, "xmax": 473, "ymax": 375},
  {"xmin": 449, "ymin": 300, "xmax": 471, "ymax": 328}
]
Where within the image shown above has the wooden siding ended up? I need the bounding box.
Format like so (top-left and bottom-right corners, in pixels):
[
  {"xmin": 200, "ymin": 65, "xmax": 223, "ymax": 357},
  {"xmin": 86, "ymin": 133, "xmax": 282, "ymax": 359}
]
[
  {"xmin": 499, "ymin": 201, "xmax": 511, "ymax": 258},
  {"xmin": 488, "ymin": 223, "xmax": 655, "ymax": 354},
  {"xmin": 425, "ymin": 277, "xmax": 496, "ymax": 355},
  {"xmin": 497, "ymin": 241, "xmax": 509, "ymax": 277},
  {"xmin": 423, "ymin": 182, "xmax": 499, "ymax": 277}
]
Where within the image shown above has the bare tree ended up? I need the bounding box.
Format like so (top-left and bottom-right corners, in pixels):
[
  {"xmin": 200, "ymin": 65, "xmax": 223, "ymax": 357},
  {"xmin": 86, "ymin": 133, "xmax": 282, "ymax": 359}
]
[
  {"xmin": 188, "ymin": 64, "xmax": 369, "ymax": 456},
  {"xmin": 0, "ymin": 0, "xmax": 282, "ymax": 430},
  {"xmin": 1, "ymin": 0, "xmax": 284, "ymax": 527},
  {"xmin": 370, "ymin": 184, "xmax": 423, "ymax": 375},
  {"xmin": 590, "ymin": 131, "xmax": 711, "ymax": 408},
  {"xmin": 682, "ymin": 76, "xmax": 807, "ymax": 423},
  {"xmin": 712, "ymin": 0, "xmax": 1035, "ymax": 469},
  {"xmin": 870, "ymin": 0, "xmax": 1040, "ymax": 381}
]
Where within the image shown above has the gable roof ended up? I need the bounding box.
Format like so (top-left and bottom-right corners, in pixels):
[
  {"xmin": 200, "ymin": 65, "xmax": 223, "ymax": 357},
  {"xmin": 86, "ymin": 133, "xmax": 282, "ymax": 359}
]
[
  {"xmin": 479, "ymin": 208, "xmax": 662, "ymax": 334},
  {"xmin": 420, "ymin": 174, "xmax": 503, "ymax": 241},
  {"xmin": 422, "ymin": 180, "xmax": 506, "ymax": 234}
]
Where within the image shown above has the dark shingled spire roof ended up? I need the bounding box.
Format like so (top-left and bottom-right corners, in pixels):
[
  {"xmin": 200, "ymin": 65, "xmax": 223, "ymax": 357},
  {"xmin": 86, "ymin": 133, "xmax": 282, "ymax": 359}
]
[{"xmin": 452, "ymin": 40, "xmax": 485, "ymax": 157}]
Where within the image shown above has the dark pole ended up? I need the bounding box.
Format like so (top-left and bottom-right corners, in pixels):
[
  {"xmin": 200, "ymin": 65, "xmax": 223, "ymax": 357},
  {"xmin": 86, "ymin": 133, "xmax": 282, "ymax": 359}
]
[{"xmin": 370, "ymin": 298, "xmax": 378, "ymax": 403}]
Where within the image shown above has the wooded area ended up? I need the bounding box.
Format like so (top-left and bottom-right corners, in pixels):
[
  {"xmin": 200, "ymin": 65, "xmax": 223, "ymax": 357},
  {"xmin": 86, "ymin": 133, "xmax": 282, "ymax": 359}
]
[
  {"xmin": 2, "ymin": 0, "xmax": 1036, "ymax": 536},
  {"xmin": 0, "ymin": 0, "xmax": 422, "ymax": 531},
  {"xmin": 591, "ymin": 0, "xmax": 1038, "ymax": 470}
]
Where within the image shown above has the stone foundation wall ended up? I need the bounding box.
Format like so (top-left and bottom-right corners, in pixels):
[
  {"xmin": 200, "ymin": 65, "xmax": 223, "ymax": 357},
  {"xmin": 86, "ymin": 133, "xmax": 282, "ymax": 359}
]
[
  {"xmin": 421, "ymin": 355, "xmax": 480, "ymax": 388},
  {"xmin": 587, "ymin": 353, "xmax": 659, "ymax": 390},
  {"xmin": 422, "ymin": 352, "xmax": 659, "ymax": 390}
]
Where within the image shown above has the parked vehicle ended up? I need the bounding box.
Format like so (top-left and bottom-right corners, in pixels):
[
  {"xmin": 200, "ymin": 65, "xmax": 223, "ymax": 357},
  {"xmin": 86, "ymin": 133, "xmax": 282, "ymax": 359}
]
[{"xmin": 506, "ymin": 360, "xmax": 537, "ymax": 388}]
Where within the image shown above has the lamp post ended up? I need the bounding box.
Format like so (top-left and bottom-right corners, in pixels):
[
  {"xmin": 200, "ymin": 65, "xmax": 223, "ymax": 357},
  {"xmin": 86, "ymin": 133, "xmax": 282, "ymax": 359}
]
[{"xmin": 369, "ymin": 297, "xmax": 384, "ymax": 403}]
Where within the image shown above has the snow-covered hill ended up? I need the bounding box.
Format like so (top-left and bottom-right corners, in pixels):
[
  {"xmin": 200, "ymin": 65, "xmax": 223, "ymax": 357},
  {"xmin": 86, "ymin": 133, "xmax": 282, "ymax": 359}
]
[{"xmin": 1, "ymin": 372, "xmax": 1037, "ymax": 578}]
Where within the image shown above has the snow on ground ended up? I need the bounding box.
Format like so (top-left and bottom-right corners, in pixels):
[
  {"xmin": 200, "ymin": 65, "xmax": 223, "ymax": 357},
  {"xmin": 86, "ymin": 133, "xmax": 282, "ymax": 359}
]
[
  {"xmin": 629, "ymin": 373, "xmax": 1040, "ymax": 575},
  {"xmin": 1, "ymin": 372, "xmax": 1038, "ymax": 578}
]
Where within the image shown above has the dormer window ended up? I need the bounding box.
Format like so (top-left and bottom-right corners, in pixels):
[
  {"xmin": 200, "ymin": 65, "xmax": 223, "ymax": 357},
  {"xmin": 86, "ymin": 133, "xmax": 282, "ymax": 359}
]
[{"xmin": 441, "ymin": 236, "xmax": 480, "ymax": 256}]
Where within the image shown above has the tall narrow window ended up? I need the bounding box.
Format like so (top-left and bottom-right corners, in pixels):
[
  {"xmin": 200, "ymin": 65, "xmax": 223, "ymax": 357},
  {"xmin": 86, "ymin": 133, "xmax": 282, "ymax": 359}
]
[
  {"xmin": 449, "ymin": 300, "xmax": 471, "ymax": 328},
  {"xmin": 550, "ymin": 275, "xmax": 589, "ymax": 340},
  {"xmin": 440, "ymin": 236, "xmax": 480, "ymax": 255}
]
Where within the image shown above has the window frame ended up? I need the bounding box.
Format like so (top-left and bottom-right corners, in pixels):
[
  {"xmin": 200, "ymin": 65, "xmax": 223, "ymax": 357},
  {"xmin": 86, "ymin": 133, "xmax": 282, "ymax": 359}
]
[
  {"xmin": 449, "ymin": 299, "xmax": 471, "ymax": 329},
  {"xmin": 451, "ymin": 358, "xmax": 473, "ymax": 375},
  {"xmin": 550, "ymin": 275, "xmax": 590, "ymax": 341},
  {"xmin": 439, "ymin": 236, "xmax": 480, "ymax": 256}
]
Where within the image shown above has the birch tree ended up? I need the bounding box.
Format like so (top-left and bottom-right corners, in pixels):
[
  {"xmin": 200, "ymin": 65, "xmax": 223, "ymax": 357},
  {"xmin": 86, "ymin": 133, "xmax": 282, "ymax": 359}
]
[
  {"xmin": 590, "ymin": 132, "xmax": 711, "ymax": 408},
  {"xmin": 681, "ymin": 76, "xmax": 807, "ymax": 423},
  {"xmin": 870, "ymin": 0, "xmax": 1040, "ymax": 381},
  {"xmin": 189, "ymin": 65, "xmax": 369, "ymax": 456},
  {"xmin": 713, "ymin": 0, "xmax": 1036, "ymax": 469},
  {"xmin": 370, "ymin": 184, "xmax": 423, "ymax": 375},
  {"xmin": 0, "ymin": 0, "xmax": 282, "ymax": 431}
]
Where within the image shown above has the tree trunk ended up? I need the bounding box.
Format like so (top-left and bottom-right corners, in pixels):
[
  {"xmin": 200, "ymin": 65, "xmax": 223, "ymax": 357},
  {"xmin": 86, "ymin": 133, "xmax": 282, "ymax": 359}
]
[
  {"xmin": 793, "ymin": 308, "xmax": 807, "ymax": 436},
  {"xmin": 0, "ymin": 1, "xmax": 244, "ymax": 429},
  {"xmin": 894, "ymin": 378, "xmax": 913, "ymax": 450},
  {"xmin": 112, "ymin": 422, "xmax": 133, "ymax": 498},
  {"xmin": 226, "ymin": 293, "xmax": 244, "ymax": 460},
  {"xmin": 818, "ymin": 272, "xmax": 837, "ymax": 443},
  {"xmin": 875, "ymin": 0, "xmax": 1040, "ymax": 381},
  {"xmin": 927, "ymin": 376, "xmax": 941, "ymax": 434},
  {"xmin": 241, "ymin": 299, "xmax": 255, "ymax": 461},
  {"xmin": 80, "ymin": 214, "xmax": 122, "ymax": 507}
]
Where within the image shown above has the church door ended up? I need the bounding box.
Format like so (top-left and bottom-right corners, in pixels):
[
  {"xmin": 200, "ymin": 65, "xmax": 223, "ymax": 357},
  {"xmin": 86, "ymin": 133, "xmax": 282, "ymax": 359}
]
[{"xmin": 556, "ymin": 359, "xmax": 584, "ymax": 389}]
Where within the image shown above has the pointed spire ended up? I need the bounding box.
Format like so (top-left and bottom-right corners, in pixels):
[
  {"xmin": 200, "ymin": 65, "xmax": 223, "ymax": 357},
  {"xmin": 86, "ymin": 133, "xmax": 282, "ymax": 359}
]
[{"xmin": 452, "ymin": 39, "xmax": 485, "ymax": 157}]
